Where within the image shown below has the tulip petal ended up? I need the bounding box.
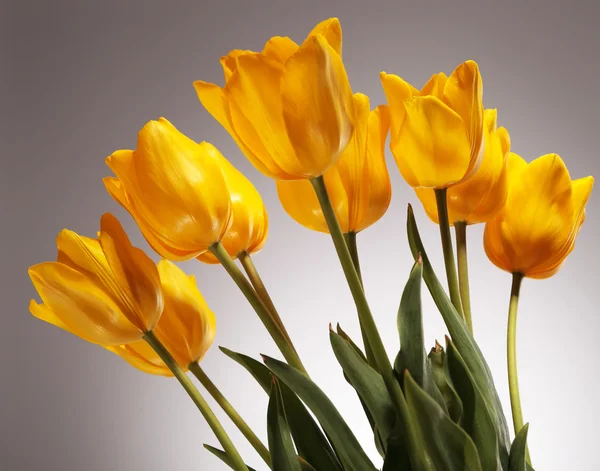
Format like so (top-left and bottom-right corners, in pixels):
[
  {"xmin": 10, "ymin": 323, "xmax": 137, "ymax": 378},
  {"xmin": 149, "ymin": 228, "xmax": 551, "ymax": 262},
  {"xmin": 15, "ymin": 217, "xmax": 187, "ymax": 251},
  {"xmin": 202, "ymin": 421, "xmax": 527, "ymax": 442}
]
[
  {"xmin": 281, "ymin": 34, "xmax": 354, "ymax": 177},
  {"xmin": 99, "ymin": 213, "xmax": 163, "ymax": 332},
  {"xmin": 220, "ymin": 49, "xmax": 253, "ymax": 81},
  {"xmin": 379, "ymin": 72, "xmax": 415, "ymax": 144},
  {"xmin": 192, "ymin": 81, "xmax": 232, "ymax": 132},
  {"xmin": 262, "ymin": 36, "xmax": 299, "ymax": 64},
  {"xmin": 307, "ymin": 18, "xmax": 342, "ymax": 55},
  {"xmin": 393, "ymin": 96, "xmax": 471, "ymax": 188},
  {"xmin": 29, "ymin": 300, "xmax": 100, "ymax": 343},
  {"xmin": 105, "ymin": 341, "xmax": 172, "ymax": 376},
  {"xmin": 28, "ymin": 262, "xmax": 141, "ymax": 345},
  {"xmin": 420, "ymin": 72, "xmax": 448, "ymax": 99}
]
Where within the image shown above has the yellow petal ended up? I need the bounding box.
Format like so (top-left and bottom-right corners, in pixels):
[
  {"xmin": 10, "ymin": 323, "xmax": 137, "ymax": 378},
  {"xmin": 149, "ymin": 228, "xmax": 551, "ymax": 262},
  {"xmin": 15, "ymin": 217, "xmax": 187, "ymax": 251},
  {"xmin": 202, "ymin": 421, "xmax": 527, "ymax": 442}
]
[
  {"xmin": 154, "ymin": 260, "xmax": 216, "ymax": 366},
  {"xmin": 29, "ymin": 300, "xmax": 99, "ymax": 344},
  {"xmin": 442, "ymin": 60, "xmax": 484, "ymax": 165},
  {"xmin": 280, "ymin": 34, "xmax": 354, "ymax": 178},
  {"xmin": 220, "ymin": 49, "xmax": 254, "ymax": 81},
  {"xmin": 262, "ymin": 36, "xmax": 299, "ymax": 64},
  {"xmin": 99, "ymin": 213, "xmax": 163, "ymax": 332},
  {"xmin": 393, "ymin": 96, "xmax": 471, "ymax": 188},
  {"xmin": 420, "ymin": 72, "xmax": 448, "ymax": 99},
  {"xmin": 105, "ymin": 341, "xmax": 172, "ymax": 377},
  {"xmin": 307, "ymin": 18, "xmax": 342, "ymax": 55},
  {"xmin": 28, "ymin": 262, "xmax": 142, "ymax": 345},
  {"xmin": 379, "ymin": 72, "xmax": 415, "ymax": 144}
]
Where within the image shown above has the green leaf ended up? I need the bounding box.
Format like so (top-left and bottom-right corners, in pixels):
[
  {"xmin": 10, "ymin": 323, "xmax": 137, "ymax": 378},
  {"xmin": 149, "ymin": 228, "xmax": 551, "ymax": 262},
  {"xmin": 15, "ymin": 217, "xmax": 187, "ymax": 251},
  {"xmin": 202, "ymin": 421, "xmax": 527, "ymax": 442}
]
[
  {"xmin": 428, "ymin": 343, "xmax": 463, "ymax": 423},
  {"xmin": 404, "ymin": 371, "xmax": 483, "ymax": 471},
  {"xmin": 407, "ymin": 204, "xmax": 511, "ymax": 462},
  {"xmin": 268, "ymin": 379, "xmax": 302, "ymax": 471},
  {"xmin": 382, "ymin": 421, "xmax": 412, "ymax": 471},
  {"xmin": 263, "ymin": 355, "xmax": 378, "ymax": 471},
  {"xmin": 446, "ymin": 340, "xmax": 502, "ymax": 471},
  {"xmin": 330, "ymin": 330, "xmax": 396, "ymax": 452},
  {"xmin": 221, "ymin": 347, "xmax": 341, "ymax": 471},
  {"xmin": 508, "ymin": 424, "xmax": 530, "ymax": 471},
  {"xmin": 203, "ymin": 444, "xmax": 257, "ymax": 471}
]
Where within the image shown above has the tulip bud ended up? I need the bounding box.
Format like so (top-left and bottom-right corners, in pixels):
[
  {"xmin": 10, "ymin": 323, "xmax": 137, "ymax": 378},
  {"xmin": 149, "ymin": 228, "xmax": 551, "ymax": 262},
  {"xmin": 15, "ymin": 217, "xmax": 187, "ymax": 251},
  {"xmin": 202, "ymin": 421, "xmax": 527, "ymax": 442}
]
[
  {"xmin": 104, "ymin": 118, "xmax": 232, "ymax": 261},
  {"xmin": 415, "ymin": 109, "xmax": 511, "ymax": 225},
  {"xmin": 28, "ymin": 213, "xmax": 163, "ymax": 345},
  {"xmin": 193, "ymin": 18, "xmax": 354, "ymax": 180},
  {"xmin": 484, "ymin": 153, "xmax": 594, "ymax": 278},
  {"xmin": 276, "ymin": 93, "xmax": 391, "ymax": 233},
  {"xmin": 380, "ymin": 60, "xmax": 484, "ymax": 189},
  {"xmin": 106, "ymin": 260, "xmax": 216, "ymax": 374}
]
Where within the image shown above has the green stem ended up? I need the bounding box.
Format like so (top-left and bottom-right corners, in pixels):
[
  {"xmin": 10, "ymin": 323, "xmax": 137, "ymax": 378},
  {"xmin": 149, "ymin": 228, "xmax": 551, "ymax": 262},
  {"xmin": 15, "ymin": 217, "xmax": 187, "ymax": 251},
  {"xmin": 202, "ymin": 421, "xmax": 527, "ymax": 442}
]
[
  {"xmin": 454, "ymin": 221, "xmax": 473, "ymax": 334},
  {"xmin": 434, "ymin": 189, "xmax": 464, "ymax": 320},
  {"xmin": 507, "ymin": 272, "xmax": 531, "ymax": 463},
  {"xmin": 238, "ymin": 251, "xmax": 295, "ymax": 351},
  {"xmin": 143, "ymin": 332, "xmax": 248, "ymax": 471},
  {"xmin": 344, "ymin": 231, "xmax": 377, "ymax": 370},
  {"xmin": 311, "ymin": 176, "xmax": 423, "ymax": 468},
  {"xmin": 189, "ymin": 362, "xmax": 271, "ymax": 468},
  {"xmin": 209, "ymin": 242, "xmax": 307, "ymax": 375}
]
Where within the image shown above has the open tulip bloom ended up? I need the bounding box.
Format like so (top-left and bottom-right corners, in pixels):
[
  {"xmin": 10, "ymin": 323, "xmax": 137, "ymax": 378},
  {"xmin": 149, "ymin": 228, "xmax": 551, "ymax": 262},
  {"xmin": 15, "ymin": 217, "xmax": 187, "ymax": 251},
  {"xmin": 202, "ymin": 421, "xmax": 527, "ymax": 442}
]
[{"xmin": 28, "ymin": 17, "xmax": 594, "ymax": 471}]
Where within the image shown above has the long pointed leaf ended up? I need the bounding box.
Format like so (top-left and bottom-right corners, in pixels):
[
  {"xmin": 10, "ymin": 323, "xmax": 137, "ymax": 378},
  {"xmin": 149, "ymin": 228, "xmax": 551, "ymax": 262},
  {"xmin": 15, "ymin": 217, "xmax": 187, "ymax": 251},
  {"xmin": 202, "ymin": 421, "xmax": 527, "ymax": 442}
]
[
  {"xmin": 204, "ymin": 444, "xmax": 257, "ymax": 471},
  {"xmin": 263, "ymin": 355, "xmax": 378, "ymax": 471},
  {"xmin": 407, "ymin": 204, "xmax": 511, "ymax": 461},
  {"xmin": 428, "ymin": 343, "xmax": 463, "ymax": 423},
  {"xmin": 268, "ymin": 379, "xmax": 302, "ymax": 471},
  {"xmin": 508, "ymin": 424, "xmax": 530, "ymax": 471}
]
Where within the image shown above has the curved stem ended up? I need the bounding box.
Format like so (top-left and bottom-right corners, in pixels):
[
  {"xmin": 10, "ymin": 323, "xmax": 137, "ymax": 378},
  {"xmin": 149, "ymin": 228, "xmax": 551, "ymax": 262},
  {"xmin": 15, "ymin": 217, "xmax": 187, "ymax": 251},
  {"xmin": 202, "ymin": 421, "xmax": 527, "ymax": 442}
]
[
  {"xmin": 238, "ymin": 251, "xmax": 295, "ymax": 350},
  {"xmin": 189, "ymin": 362, "xmax": 271, "ymax": 468},
  {"xmin": 434, "ymin": 189, "xmax": 464, "ymax": 320},
  {"xmin": 209, "ymin": 242, "xmax": 307, "ymax": 375},
  {"xmin": 143, "ymin": 332, "xmax": 248, "ymax": 471},
  {"xmin": 454, "ymin": 221, "xmax": 473, "ymax": 334},
  {"xmin": 344, "ymin": 231, "xmax": 377, "ymax": 370},
  {"xmin": 311, "ymin": 176, "xmax": 423, "ymax": 468}
]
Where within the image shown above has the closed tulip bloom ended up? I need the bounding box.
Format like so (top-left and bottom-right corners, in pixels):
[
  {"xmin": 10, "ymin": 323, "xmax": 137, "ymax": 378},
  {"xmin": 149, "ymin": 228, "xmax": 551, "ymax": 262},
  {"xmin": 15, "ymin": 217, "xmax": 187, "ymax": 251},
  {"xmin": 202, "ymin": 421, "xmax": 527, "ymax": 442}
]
[
  {"xmin": 276, "ymin": 93, "xmax": 391, "ymax": 233},
  {"xmin": 415, "ymin": 109, "xmax": 511, "ymax": 225},
  {"xmin": 106, "ymin": 260, "xmax": 216, "ymax": 375},
  {"xmin": 28, "ymin": 213, "xmax": 163, "ymax": 345},
  {"xmin": 193, "ymin": 18, "xmax": 354, "ymax": 180},
  {"xmin": 104, "ymin": 118, "xmax": 232, "ymax": 261},
  {"xmin": 197, "ymin": 159, "xmax": 268, "ymax": 264},
  {"xmin": 380, "ymin": 60, "xmax": 484, "ymax": 189},
  {"xmin": 484, "ymin": 153, "xmax": 594, "ymax": 279}
]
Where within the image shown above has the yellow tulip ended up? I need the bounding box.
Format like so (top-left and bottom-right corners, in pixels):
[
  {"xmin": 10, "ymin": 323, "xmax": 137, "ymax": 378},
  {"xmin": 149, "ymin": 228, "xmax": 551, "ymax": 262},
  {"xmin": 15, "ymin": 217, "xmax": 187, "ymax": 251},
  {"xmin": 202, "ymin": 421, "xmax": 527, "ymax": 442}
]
[
  {"xmin": 197, "ymin": 158, "xmax": 268, "ymax": 264},
  {"xmin": 380, "ymin": 60, "xmax": 484, "ymax": 189},
  {"xmin": 28, "ymin": 213, "xmax": 163, "ymax": 345},
  {"xmin": 276, "ymin": 93, "xmax": 391, "ymax": 233},
  {"xmin": 415, "ymin": 109, "xmax": 511, "ymax": 225},
  {"xmin": 484, "ymin": 153, "xmax": 594, "ymax": 279},
  {"xmin": 106, "ymin": 260, "xmax": 216, "ymax": 375},
  {"xmin": 193, "ymin": 18, "xmax": 354, "ymax": 180},
  {"xmin": 104, "ymin": 118, "xmax": 232, "ymax": 261}
]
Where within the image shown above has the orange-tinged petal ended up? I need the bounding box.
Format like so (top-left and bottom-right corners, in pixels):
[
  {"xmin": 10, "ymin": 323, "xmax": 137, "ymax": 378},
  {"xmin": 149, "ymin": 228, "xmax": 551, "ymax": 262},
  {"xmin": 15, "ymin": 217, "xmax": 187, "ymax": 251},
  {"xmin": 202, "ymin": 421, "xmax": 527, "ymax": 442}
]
[
  {"xmin": 154, "ymin": 260, "xmax": 216, "ymax": 366},
  {"xmin": 393, "ymin": 96, "xmax": 471, "ymax": 188},
  {"xmin": 192, "ymin": 81, "xmax": 232, "ymax": 132},
  {"xmin": 28, "ymin": 262, "xmax": 142, "ymax": 345},
  {"xmin": 105, "ymin": 341, "xmax": 172, "ymax": 377},
  {"xmin": 281, "ymin": 34, "xmax": 354, "ymax": 178},
  {"xmin": 99, "ymin": 213, "xmax": 163, "ymax": 332},
  {"xmin": 220, "ymin": 49, "xmax": 254, "ymax": 81},
  {"xmin": 420, "ymin": 72, "xmax": 448, "ymax": 99},
  {"xmin": 307, "ymin": 18, "xmax": 342, "ymax": 55},
  {"xmin": 29, "ymin": 300, "xmax": 99, "ymax": 344},
  {"xmin": 262, "ymin": 36, "xmax": 299, "ymax": 64},
  {"xmin": 379, "ymin": 72, "xmax": 415, "ymax": 144}
]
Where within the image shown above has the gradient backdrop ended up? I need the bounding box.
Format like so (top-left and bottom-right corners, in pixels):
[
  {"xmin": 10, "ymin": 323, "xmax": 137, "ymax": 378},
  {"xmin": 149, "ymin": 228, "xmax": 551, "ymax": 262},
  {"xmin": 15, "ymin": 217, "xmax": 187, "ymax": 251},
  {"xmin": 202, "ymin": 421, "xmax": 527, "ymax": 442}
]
[{"xmin": 3, "ymin": 1, "xmax": 599, "ymax": 470}]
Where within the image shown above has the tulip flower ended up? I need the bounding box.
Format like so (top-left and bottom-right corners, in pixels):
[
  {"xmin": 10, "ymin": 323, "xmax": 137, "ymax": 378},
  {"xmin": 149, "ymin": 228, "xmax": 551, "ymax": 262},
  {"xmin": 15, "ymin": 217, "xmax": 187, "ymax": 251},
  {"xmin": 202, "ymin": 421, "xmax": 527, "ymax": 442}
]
[
  {"xmin": 415, "ymin": 109, "xmax": 511, "ymax": 225},
  {"xmin": 106, "ymin": 259, "xmax": 216, "ymax": 375},
  {"xmin": 484, "ymin": 153, "xmax": 593, "ymax": 279},
  {"xmin": 276, "ymin": 93, "xmax": 391, "ymax": 234},
  {"xmin": 197, "ymin": 158, "xmax": 268, "ymax": 264},
  {"xmin": 28, "ymin": 213, "xmax": 163, "ymax": 345},
  {"xmin": 193, "ymin": 18, "xmax": 354, "ymax": 180},
  {"xmin": 380, "ymin": 60, "xmax": 484, "ymax": 189},
  {"xmin": 104, "ymin": 118, "xmax": 232, "ymax": 261}
]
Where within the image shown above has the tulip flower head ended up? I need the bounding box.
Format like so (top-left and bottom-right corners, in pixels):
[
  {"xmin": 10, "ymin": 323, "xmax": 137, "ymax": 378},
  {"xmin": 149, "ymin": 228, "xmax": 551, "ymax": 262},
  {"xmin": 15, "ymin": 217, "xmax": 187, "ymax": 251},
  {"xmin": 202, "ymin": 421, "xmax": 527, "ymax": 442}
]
[
  {"xmin": 104, "ymin": 118, "xmax": 232, "ymax": 261},
  {"xmin": 106, "ymin": 260, "xmax": 216, "ymax": 375},
  {"xmin": 276, "ymin": 93, "xmax": 392, "ymax": 233},
  {"xmin": 484, "ymin": 153, "xmax": 594, "ymax": 279},
  {"xmin": 380, "ymin": 60, "xmax": 484, "ymax": 189},
  {"xmin": 415, "ymin": 109, "xmax": 511, "ymax": 225},
  {"xmin": 194, "ymin": 18, "xmax": 355, "ymax": 180},
  {"xmin": 28, "ymin": 213, "xmax": 163, "ymax": 345}
]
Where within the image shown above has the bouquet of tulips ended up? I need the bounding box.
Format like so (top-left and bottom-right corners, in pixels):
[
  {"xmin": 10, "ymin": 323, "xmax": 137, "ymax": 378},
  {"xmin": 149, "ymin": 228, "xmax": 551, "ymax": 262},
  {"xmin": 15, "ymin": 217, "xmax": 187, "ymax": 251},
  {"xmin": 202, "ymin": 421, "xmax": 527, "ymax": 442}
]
[{"xmin": 28, "ymin": 18, "xmax": 593, "ymax": 471}]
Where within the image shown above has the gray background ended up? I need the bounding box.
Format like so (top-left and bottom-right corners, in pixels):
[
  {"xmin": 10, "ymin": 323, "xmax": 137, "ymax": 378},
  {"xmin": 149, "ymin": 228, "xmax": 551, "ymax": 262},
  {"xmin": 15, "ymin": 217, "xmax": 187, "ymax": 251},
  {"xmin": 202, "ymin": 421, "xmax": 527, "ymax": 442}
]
[{"xmin": 2, "ymin": 0, "xmax": 599, "ymax": 469}]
